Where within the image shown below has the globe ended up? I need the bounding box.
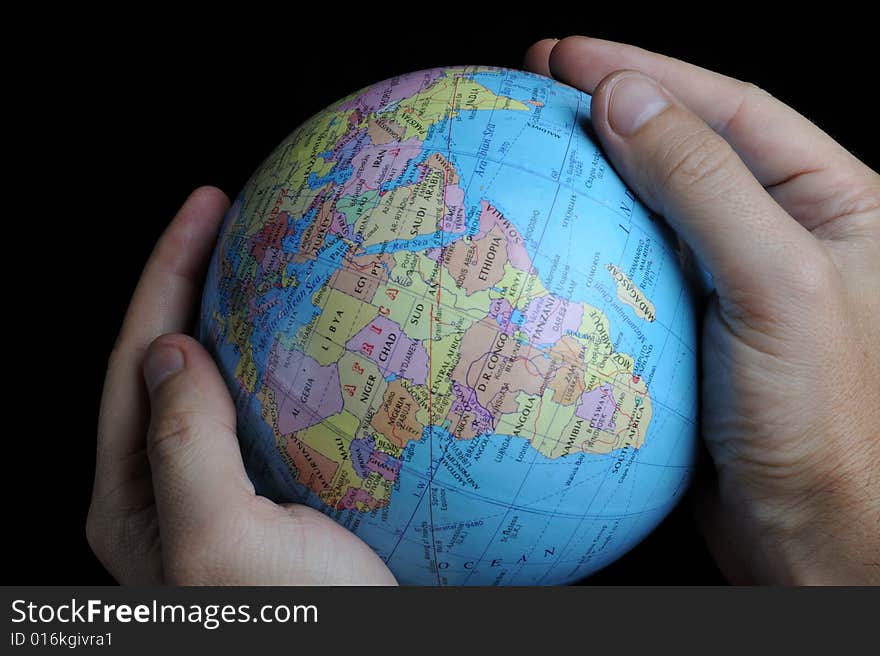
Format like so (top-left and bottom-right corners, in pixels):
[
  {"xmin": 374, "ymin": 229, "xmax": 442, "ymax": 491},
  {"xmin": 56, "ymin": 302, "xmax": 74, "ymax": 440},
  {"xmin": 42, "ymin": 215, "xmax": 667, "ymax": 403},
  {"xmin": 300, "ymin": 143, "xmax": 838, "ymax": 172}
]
[{"xmin": 199, "ymin": 66, "xmax": 699, "ymax": 585}]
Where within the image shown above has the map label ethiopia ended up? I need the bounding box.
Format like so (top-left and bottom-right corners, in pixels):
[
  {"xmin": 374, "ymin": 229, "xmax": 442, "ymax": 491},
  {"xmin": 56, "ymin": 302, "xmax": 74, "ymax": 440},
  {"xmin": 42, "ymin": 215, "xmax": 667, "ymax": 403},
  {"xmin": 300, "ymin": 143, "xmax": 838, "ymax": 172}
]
[{"xmin": 199, "ymin": 66, "xmax": 698, "ymax": 585}]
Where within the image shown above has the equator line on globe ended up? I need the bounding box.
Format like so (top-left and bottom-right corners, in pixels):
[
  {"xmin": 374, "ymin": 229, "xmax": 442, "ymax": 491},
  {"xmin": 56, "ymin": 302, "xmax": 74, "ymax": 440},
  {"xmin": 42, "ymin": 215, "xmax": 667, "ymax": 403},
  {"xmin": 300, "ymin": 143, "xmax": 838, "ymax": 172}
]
[{"xmin": 199, "ymin": 66, "xmax": 699, "ymax": 585}]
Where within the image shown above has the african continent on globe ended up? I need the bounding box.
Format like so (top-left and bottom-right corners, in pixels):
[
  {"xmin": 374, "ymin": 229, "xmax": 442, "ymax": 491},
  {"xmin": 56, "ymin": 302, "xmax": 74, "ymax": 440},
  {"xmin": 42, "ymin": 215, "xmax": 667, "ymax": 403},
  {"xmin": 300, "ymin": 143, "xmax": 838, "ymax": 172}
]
[{"xmin": 199, "ymin": 66, "xmax": 699, "ymax": 585}]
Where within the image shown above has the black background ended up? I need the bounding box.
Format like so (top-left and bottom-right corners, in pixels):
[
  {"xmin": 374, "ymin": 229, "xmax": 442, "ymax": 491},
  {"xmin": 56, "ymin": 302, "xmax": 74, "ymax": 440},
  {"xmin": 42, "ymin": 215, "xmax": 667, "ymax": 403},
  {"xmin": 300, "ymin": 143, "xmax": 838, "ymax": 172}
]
[{"xmin": 8, "ymin": 12, "xmax": 877, "ymax": 585}]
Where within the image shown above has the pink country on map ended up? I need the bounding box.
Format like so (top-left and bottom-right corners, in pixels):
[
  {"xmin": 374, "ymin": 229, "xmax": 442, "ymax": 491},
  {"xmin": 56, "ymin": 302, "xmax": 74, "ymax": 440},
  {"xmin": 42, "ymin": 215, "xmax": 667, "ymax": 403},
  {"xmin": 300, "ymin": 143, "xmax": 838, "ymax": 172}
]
[
  {"xmin": 576, "ymin": 384, "xmax": 618, "ymax": 432},
  {"xmin": 346, "ymin": 315, "xmax": 430, "ymax": 385},
  {"xmin": 336, "ymin": 68, "xmax": 446, "ymax": 116},
  {"xmin": 266, "ymin": 341, "xmax": 343, "ymax": 435},
  {"xmin": 519, "ymin": 295, "xmax": 584, "ymax": 346}
]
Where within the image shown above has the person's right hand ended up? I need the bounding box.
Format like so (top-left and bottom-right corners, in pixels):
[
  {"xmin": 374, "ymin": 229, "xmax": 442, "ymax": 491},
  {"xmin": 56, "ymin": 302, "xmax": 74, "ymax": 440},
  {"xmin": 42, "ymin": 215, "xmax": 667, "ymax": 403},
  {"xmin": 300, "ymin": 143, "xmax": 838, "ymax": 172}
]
[{"xmin": 525, "ymin": 36, "xmax": 880, "ymax": 584}]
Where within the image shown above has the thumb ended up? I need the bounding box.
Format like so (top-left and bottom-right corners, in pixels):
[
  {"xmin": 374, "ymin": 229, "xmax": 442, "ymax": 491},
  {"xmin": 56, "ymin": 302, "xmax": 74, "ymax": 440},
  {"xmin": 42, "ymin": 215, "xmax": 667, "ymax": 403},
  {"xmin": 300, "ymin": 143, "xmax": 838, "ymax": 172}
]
[
  {"xmin": 583, "ymin": 70, "xmax": 824, "ymax": 308},
  {"xmin": 143, "ymin": 334, "xmax": 254, "ymax": 544}
]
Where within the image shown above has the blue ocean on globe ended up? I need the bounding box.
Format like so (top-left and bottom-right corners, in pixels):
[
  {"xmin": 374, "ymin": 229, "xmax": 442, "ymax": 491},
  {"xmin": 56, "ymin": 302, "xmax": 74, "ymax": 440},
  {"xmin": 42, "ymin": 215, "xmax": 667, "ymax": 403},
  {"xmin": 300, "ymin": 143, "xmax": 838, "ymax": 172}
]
[{"xmin": 199, "ymin": 66, "xmax": 699, "ymax": 585}]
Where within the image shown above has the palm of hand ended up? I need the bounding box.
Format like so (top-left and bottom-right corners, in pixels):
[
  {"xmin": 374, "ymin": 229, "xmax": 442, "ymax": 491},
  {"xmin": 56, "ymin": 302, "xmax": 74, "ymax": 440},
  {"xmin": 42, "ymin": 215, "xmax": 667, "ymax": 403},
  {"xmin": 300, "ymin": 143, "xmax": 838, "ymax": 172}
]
[
  {"xmin": 699, "ymin": 227, "xmax": 879, "ymax": 583},
  {"xmin": 525, "ymin": 36, "xmax": 880, "ymax": 584}
]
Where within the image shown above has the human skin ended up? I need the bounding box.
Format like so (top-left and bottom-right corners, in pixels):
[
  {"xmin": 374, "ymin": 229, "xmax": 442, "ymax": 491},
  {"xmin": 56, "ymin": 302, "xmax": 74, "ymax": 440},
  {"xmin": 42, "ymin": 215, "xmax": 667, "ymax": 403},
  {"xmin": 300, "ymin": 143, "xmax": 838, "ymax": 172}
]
[
  {"xmin": 88, "ymin": 37, "xmax": 879, "ymax": 585},
  {"xmin": 525, "ymin": 37, "xmax": 880, "ymax": 583}
]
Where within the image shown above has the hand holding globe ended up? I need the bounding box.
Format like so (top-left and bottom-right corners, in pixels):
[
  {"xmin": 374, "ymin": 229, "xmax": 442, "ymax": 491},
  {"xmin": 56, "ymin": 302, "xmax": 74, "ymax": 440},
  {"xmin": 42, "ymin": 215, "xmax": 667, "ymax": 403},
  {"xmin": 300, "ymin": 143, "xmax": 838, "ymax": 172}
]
[{"xmin": 88, "ymin": 37, "xmax": 880, "ymax": 585}]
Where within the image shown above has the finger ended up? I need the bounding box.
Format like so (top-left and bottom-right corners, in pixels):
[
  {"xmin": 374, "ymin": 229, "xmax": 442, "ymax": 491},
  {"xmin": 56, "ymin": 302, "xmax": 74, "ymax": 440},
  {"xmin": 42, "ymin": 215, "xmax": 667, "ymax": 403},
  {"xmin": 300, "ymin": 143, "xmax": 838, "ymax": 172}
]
[
  {"xmin": 528, "ymin": 36, "xmax": 877, "ymax": 230},
  {"xmin": 589, "ymin": 70, "xmax": 824, "ymax": 308},
  {"xmin": 523, "ymin": 38, "xmax": 557, "ymax": 78},
  {"xmin": 143, "ymin": 334, "xmax": 253, "ymax": 549},
  {"xmin": 95, "ymin": 187, "xmax": 229, "ymax": 495}
]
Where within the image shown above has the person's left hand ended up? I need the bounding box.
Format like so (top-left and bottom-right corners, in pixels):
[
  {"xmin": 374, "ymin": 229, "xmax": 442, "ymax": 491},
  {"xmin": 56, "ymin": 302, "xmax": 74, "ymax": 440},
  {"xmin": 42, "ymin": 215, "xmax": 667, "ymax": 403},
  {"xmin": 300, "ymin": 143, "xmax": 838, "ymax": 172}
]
[{"xmin": 87, "ymin": 187, "xmax": 397, "ymax": 585}]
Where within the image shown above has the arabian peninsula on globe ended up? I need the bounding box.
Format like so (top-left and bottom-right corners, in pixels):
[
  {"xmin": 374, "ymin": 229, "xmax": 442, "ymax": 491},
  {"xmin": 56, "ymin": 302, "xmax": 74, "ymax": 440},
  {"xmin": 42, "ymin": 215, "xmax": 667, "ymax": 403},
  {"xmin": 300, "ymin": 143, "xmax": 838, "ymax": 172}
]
[{"xmin": 199, "ymin": 66, "xmax": 699, "ymax": 585}]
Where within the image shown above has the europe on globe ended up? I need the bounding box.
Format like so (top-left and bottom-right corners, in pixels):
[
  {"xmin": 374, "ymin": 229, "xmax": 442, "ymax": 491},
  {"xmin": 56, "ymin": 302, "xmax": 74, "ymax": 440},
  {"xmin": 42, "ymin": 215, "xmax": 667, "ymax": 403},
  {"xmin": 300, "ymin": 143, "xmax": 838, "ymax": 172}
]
[{"xmin": 199, "ymin": 66, "xmax": 699, "ymax": 585}]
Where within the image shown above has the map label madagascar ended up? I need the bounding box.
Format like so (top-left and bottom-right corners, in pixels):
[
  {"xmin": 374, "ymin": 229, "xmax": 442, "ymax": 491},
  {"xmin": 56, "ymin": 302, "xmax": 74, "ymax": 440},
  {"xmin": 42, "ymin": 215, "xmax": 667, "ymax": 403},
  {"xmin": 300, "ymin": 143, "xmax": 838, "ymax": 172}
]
[{"xmin": 606, "ymin": 263, "xmax": 657, "ymax": 322}]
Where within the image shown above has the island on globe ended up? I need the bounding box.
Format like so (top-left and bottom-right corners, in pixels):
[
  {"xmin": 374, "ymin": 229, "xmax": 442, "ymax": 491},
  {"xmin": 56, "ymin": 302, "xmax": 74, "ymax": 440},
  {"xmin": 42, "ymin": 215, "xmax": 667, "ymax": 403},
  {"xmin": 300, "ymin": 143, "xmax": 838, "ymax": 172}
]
[{"xmin": 199, "ymin": 66, "xmax": 699, "ymax": 585}]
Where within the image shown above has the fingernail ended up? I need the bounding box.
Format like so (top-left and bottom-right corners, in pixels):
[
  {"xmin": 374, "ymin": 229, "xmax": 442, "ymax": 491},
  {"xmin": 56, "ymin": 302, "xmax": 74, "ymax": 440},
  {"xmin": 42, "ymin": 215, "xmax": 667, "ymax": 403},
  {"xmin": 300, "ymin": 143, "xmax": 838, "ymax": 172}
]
[
  {"xmin": 144, "ymin": 345, "xmax": 185, "ymax": 392},
  {"xmin": 607, "ymin": 74, "xmax": 670, "ymax": 136}
]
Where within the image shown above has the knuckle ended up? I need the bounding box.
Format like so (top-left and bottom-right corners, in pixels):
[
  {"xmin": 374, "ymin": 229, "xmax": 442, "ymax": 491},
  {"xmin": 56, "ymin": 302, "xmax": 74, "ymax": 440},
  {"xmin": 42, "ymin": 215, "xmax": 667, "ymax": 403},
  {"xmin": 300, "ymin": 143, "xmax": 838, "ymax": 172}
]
[
  {"xmin": 720, "ymin": 247, "xmax": 840, "ymax": 330},
  {"xmin": 713, "ymin": 81, "xmax": 774, "ymax": 137},
  {"xmin": 837, "ymin": 176, "xmax": 880, "ymax": 220},
  {"xmin": 658, "ymin": 127, "xmax": 738, "ymax": 196}
]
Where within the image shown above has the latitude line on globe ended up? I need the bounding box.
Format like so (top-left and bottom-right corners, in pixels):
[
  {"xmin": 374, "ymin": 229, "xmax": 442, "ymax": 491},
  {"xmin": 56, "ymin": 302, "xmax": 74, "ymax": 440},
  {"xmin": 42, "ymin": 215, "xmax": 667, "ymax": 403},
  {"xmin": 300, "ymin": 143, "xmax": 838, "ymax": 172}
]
[{"xmin": 333, "ymin": 477, "xmax": 685, "ymax": 568}]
